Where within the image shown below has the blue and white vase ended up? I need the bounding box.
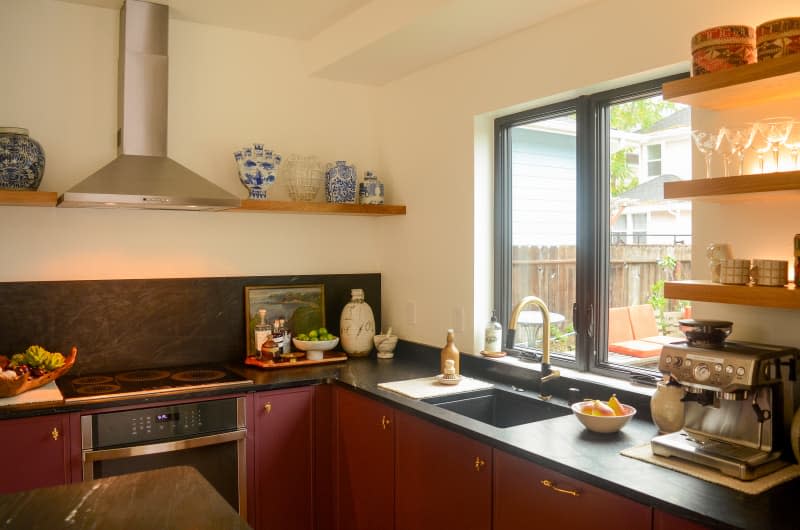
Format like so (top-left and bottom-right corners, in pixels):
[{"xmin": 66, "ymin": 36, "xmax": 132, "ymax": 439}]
[
  {"xmin": 234, "ymin": 143, "xmax": 282, "ymax": 200},
  {"xmin": 358, "ymin": 170, "xmax": 384, "ymax": 205},
  {"xmin": 325, "ymin": 160, "xmax": 356, "ymax": 204},
  {"xmin": 0, "ymin": 127, "xmax": 45, "ymax": 191}
]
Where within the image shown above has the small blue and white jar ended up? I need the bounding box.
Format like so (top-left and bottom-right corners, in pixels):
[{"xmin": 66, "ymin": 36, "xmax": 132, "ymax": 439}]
[
  {"xmin": 358, "ymin": 170, "xmax": 384, "ymax": 205},
  {"xmin": 325, "ymin": 160, "xmax": 356, "ymax": 204},
  {"xmin": 0, "ymin": 127, "xmax": 45, "ymax": 191}
]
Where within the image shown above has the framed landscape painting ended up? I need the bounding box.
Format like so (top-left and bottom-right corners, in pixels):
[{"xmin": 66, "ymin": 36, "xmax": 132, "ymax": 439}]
[{"xmin": 244, "ymin": 284, "xmax": 325, "ymax": 357}]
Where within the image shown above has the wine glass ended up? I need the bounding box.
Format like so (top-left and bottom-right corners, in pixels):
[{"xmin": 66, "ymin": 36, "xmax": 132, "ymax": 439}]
[
  {"xmin": 783, "ymin": 121, "xmax": 800, "ymax": 169},
  {"xmin": 691, "ymin": 130, "xmax": 720, "ymax": 179},
  {"xmin": 747, "ymin": 123, "xmax": 771, "ymax": 173},
  {"xmin": 754, "ymin": 117, "xmax": 793, "ymax": 171},
  {"xmin": 715, "ymin": 126, "xmax": 733, "ymax": 177},
  {"xmin": 723, "ymin": 126, "xmax": 755, "ymax": 176}
]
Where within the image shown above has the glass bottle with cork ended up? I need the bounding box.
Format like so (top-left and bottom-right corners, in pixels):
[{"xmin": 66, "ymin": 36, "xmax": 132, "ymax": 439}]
[{"xmin": 253, "ymin": 309, "xmax": 272, "ymax": 360}]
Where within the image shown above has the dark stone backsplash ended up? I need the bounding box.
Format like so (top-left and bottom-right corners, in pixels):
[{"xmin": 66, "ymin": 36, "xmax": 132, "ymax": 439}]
[{"xmin": 0, "ymin": 273, "xmax": 380, "ymax": 375}]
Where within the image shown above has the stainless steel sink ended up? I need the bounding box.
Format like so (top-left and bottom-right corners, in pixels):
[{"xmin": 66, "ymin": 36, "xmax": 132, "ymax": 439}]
[{"xmin": 422, "ymin": 387, "xmax": 571, "ymax": 428}]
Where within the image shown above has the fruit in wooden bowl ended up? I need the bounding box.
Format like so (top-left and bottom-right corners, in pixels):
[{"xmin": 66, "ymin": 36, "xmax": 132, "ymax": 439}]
[
  {"xmin": 571, "ymin": 394, "xmax": 636, "ymax": 433},
  {"xmin": 0, "ymin": 345, "xmax": 77, "ymax": 398}
]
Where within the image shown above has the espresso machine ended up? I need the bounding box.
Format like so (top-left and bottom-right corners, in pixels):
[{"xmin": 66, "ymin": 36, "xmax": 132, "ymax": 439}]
[{"xmin": 651, "ymin": 326, "xmax": 799, "ymax": 480}]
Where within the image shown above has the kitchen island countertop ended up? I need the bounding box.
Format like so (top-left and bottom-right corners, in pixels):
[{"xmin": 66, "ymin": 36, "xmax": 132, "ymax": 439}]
[{"xmin": 0, "ymin": 466, "xmax": 251, "ymax": 530}]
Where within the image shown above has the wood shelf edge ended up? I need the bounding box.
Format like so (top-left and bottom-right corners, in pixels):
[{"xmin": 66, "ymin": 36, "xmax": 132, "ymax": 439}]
[
  {"xmin": 0, "ymin": 190, "xmax": 58, "ymax": 207},
  {"xmin": 232, "ymin": 200, "xmax": 406, "ymax": 216},
  {"xmin": 665, "ymin": 280, "xmax": 800, "ymax": 309},
  {"xmin": 663, "ymin": 171, "xmax": 800, "ymax": 200},
  {"xmin": 663, "ymin": 54, "xmax": 800, "ymax": 109}
]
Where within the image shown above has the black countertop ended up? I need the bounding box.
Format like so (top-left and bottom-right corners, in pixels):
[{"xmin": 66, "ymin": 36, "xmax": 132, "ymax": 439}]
[
  {"xmin": 1, "ymin": 344, "xmax": 798, "ymax": 530},
  {"xmin": 0, "ymin": 466, "xmax": 251, "ymax": 530}
]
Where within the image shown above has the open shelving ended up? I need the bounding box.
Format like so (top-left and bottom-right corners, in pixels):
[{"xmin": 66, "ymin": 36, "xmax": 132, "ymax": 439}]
[
  {"xmin": 663, "ymin": 170, "xmax": 800, "ymax": 201},
  {"xmin": 665, "ymin": 280, "xmax": 800, "ymax": 310},
  {"xmin": 662, "ymin": 53, "xmax": 800, "ymax": 110},
  {"xmin": 233, "ymin": 200, "xmax": 406, "ymax": 216},
  {"xmin": 0, "ymin": 190, "xmax": 58, "ymax": 207}
]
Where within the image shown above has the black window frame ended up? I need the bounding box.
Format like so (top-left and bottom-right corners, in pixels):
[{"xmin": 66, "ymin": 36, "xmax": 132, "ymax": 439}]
[{"xmin": 493, "ymin": 72, "xmax": 688, "ymax": 379}]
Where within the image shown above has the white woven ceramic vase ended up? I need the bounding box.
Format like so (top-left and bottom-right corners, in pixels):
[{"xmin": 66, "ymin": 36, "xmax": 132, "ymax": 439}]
[{"xmin": 340, "ymin": 288, "xmax": 375, "ymax": 357}]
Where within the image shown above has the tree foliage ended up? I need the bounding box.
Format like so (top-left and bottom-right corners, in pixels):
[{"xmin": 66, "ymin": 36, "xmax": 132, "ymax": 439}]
[{"xmin": 609, "ymin": 99, "xmax": 679, "ymax": 197}]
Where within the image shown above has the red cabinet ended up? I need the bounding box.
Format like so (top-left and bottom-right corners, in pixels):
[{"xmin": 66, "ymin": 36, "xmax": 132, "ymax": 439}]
[
  {"xmin": 335, "ymin": 387, "xmax": 395, "ymax": 530},
  {"xmin": 252, "ymin": 387, "xmax": 313, "ymax": 530},
  {"xmin": 654, "ymin": 509, "xmax": 712, "ymax": 530},
  {"xmin": 395, "ymin": 410, "xmax": 492, "ymax": 530},
  {"xmin": 494, "ymin": 449, "xmax": 651, "ymax": 530},
  {"xmin": 0, "ymin": 413, "xmax": 70, "ymax": 494}
]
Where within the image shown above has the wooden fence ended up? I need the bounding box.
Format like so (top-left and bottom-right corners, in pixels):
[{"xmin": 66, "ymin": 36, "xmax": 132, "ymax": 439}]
[{"xmin": 512, "ymin": 244, "xmax": 692, "ymax": 324}]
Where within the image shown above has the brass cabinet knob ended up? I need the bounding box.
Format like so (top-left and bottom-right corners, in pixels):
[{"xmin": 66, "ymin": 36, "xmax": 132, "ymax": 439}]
[
  {"xmin": 474, "ymin": 456, "xmax": 486, "ymax": 471},
  {"xmin": 263, "ymin": 402, "xmax": 272, "ymax": 414},
  {"xmin": 541, "ymin": 479, "xmax": 580, "ymax": 497},
  {"xmin": 381, "ymin": 415, "xmax": 391, "ymax": 430},
  {"xmin": 51, "ymin": 427, "xmax": 59, "ymax": 441}
]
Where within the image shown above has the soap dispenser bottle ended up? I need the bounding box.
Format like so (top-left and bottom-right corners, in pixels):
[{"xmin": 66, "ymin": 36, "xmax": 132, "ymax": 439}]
[
  {"xmin": 483, "ymin": 311, "xmax": 503, "ymax": 355},
  {"xmin": 440, "ymin": 329, "xmax": 460, "ymax": 376}
]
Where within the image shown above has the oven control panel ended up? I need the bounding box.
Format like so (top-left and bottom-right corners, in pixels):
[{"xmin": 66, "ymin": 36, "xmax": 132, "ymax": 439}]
[{"xmin": 83, "ymin": 397, "xmax": 243, "ymax": 449}]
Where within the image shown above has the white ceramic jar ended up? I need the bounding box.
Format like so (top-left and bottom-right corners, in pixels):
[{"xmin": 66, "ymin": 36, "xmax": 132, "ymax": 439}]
[
  {"xmin": 650, "ymin": 381, "xmax": 686, "ymax": 434},
  {"xmin": 340, "ymin": 288, "xmax": 375, "ymax": 357}
]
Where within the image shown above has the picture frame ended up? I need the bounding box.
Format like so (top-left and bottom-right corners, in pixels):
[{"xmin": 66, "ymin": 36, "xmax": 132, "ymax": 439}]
[{"xmin": 244, "ymin": 284, "xmax": 325, "ymax": 357}]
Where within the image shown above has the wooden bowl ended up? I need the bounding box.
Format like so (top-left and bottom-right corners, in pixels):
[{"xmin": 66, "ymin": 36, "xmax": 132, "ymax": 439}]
[{"xmin": 0, "ymin": 346, "xmax": 77, "ymax": 398}]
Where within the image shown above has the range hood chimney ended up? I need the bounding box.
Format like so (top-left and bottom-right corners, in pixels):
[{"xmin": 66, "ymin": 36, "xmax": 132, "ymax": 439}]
[{"xmin": 58, "ymin": 0, "xmax": 240, "ymax": 211}]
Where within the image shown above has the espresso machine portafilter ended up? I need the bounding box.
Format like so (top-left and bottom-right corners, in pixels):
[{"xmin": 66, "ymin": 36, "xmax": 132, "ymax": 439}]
[{"xmin": 651, "ymin": 333, "xmax": 799, "ymax": 480}]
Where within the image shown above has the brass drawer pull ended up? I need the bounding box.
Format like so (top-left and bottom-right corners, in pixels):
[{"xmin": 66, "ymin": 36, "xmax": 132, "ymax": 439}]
[
  {"xmin": 541, "ymin": 479, "xmax": 580, "ymax": 496},
  {"xmin": 381, "ymin": 415, "xmax": 391, "ymax": 430},
  {"xmin": 51, "ymin": 427, "xmax": 59, "ymax": 441},
  {"xmin": 263, "ymin": 402, "xmax": 272, "ymax": 414},
  {"xmin": 474, "ymin": 456, "xmax": 486, "ymax": 471}
]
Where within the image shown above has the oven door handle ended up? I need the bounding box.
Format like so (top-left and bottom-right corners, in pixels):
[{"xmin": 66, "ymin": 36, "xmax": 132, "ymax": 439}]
[{"xmin": 83, "ymin": 429, "xmax": 246, "ymax": 465}]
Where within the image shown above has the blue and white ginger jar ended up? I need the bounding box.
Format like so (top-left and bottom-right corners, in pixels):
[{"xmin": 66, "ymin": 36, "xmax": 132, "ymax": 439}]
[
  {"xmin": 325, "ymin": 160, "xmax": 356, "ymax": 204},
  {"xmin": 0, "ymin": 127, "xmax": 45, "ymax": 191},
  {"xmin": 234, "ymin": 143, "xmax": 282, "ymax": 200},
  {"xmin": 358, "ymin": 170, "xmax": 384, "ymax": 205}
]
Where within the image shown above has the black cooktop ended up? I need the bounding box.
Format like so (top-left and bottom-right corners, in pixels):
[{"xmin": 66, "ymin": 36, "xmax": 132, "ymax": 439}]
[{"xmin": 56, "ymin": 363, "xmax": 252, "ymax": 404}]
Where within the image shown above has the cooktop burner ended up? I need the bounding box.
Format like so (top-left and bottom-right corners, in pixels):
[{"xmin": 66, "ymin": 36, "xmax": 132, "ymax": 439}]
[{"xmin": 57, "ymin": 363, "xmax": 252, "ymax": 404}]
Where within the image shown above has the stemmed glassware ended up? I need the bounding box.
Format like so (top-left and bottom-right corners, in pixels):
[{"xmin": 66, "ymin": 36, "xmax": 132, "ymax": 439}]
[
  {"xmin": 691, "ymin": 129, "xmax": 721, "ymax": 179},
  {"xmin": 748, "ymin": 124, "xmax": 772, "ymax": 173},
  {"xmin": 722, "ymin": 126, "xmax": 755, "ymax": 176},
  {"xmin": 715, "ymin": 127, "xmax": 733, "ymax": 177},
  {"xmin": 754, "ymin": 117, "xmax": 793, "ymax": 171},
  {"xmin": 783, "ymin": 121, "xmax": 800, "ymax": 169}
]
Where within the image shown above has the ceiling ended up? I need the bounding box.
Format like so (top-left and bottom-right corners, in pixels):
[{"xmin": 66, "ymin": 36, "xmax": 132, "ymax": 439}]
[{"xmin": 58, "ymin": 0, "xmax": 600, "ymax": 85}]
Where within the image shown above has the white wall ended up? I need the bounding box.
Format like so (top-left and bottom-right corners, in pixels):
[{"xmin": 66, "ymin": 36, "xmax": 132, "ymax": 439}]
[
  {"xmin": 3, "ymin": 0, "xmax": 800, "ymax": 356},
  {"xmin": 0, "ymin": 0, "xmax": 384, "ymax": 282},
  {"xmin": 376, "ymin": 0, "xmax": 800, "ymax": 353}
]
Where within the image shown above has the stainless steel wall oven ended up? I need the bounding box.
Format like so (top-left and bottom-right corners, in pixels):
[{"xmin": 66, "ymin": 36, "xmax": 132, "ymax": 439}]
[{"xmin": 80, "ymin": 396, "xmax": 247, "ymax": 518}]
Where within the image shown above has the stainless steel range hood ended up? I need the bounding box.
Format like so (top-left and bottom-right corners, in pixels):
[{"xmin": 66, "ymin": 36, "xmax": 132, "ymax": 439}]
[{"xmin": 58, "ymin": 0, "xmax": 240, "ymax": 211}]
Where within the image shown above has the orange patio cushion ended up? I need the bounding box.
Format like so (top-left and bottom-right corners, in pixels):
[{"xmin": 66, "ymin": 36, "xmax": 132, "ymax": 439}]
[
  {"xmin": 608, "ymin": 307, "xmax": 633, "ymax": 343},
  {"xmin": 628, "ymin": 304, "xmax": 660, "ymax": 339},
  {"xmin": 608, "ymin": 339, "xmax": 663, "ymax": 358}
]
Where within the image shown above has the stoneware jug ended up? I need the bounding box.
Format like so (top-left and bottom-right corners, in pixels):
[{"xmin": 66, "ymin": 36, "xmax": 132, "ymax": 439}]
[
  {"xmin": 650, "ymin": 380, "xmax": 686, "ymax": 434},
  {"xmin": 0, "ymin": 127, "xmax": 45, "ymax": 191},
  {"xmin": 340, "ymin": 288, "xmax": 375, "ymax": 356}
]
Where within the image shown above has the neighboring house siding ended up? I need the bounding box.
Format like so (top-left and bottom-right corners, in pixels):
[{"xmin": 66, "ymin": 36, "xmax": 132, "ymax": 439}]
[{"xmin": 511, "ymin": 127, "xmax": 576, "ymax": 246}]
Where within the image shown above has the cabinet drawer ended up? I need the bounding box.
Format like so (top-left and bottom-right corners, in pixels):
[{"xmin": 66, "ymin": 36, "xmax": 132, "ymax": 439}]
[{"xmin": 494, "ymin": 449, "xmax": 650, "ymax": 530}]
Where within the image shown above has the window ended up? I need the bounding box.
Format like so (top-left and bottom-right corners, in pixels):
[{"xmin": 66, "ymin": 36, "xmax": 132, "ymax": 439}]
[
  {"xmin": 646, "ymin": 144, "xmax": 662, "ymax": 176},
  {"xmin": 494, "ymin": 74, "xmax": 691, "ymax": 378}
]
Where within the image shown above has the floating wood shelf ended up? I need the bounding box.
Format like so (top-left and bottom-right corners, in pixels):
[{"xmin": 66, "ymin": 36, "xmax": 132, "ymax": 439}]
[
  {"xmin": 0, "ymin": 190, "xmax": 58, "ymax": 207},
  {"xmin": 662, "ymin": 54, "xmax": 800, "ymax": 109},
  {"xmin": 663, "ymin": 171, "xmax": 800, "ymax": 201},
  {"xmin": 665, "ymin": 280, "xmax": 800, "ymax": 309},
  {"xmin": 233, "ymin": 200, "xmax": 406, "ymax": 216}
]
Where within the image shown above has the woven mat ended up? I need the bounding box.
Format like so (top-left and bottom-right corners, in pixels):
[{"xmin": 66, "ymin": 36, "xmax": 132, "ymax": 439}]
[
  {"xmin": 621, "ymin": 442, "xmax": 800, "ymax": 495},
  {"xmin": 377, "ymin": 376, "xmax": 493, "ymax": 399}
]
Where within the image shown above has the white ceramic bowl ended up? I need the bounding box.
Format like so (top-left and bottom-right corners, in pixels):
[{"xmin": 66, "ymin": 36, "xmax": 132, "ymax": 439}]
[
  {"xmin": 571, "ymin": 401, "xmax": 636, "ymax": 433},
  {"xmin": 292, "ymin": 337, "xmax": 339, "ymax": 360}
]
